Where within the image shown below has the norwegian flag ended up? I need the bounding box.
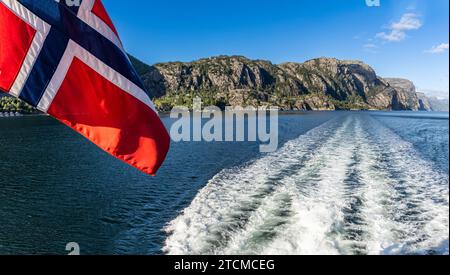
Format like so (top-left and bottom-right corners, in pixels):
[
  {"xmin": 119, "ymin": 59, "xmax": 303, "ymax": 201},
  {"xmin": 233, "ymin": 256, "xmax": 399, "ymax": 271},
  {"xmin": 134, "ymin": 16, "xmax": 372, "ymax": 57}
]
[{"xmin": 0, "ymin": 0, "xmax": 170, "ymax": 176}]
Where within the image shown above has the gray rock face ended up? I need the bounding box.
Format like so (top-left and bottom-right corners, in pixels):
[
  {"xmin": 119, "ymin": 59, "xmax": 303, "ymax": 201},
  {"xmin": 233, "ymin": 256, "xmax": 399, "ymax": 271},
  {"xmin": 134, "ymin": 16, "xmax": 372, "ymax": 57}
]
[
  {"xmin": 131, "ymin": 55, "xmax": 427, "ymax": 111},
  {"xmin": 383, "ymin": 78, "xmax": 420, "ymax": 110},
  {"xmin": 155, "ymin": 56, "xmax": 278, "ymax": 93},
  {"xmin": 416, "ymin": 92, "xmax": 433, "ymax": 111}
]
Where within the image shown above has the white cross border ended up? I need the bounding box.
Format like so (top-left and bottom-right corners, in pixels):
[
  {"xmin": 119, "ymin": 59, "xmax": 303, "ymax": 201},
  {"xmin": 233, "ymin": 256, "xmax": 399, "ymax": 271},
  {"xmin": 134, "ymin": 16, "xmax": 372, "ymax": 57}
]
[
  {"xmin": 1, "ymin": 0, "xmax": 156, "ymax": 114},
  {"xmin": 1, "ymin": 0, "xmax": 51, "ymax": 97},
  {"xmin": 38, "ymin": 39, "xmax": 156, "ymax": 113}
]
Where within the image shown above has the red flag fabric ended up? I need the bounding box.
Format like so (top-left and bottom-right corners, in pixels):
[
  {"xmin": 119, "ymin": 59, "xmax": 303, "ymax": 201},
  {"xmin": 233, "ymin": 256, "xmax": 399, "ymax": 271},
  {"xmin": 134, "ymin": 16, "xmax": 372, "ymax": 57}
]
[{"xmin": 0, "ymin": 0, "xmax": 170, "ymax": 175}]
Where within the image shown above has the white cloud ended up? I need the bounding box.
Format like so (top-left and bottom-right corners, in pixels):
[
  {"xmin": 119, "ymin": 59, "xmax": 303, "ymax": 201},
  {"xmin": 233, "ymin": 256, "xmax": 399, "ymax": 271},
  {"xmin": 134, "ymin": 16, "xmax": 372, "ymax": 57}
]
[
  {"xmin": 426, "ymin": 43, "xmax": 449, "ymax": 54},
  {"xmin": 376, "ymin": 30, "xmax": 406, "ymax": 42},
  {"xmin": 376, "ymin": 13, "xmax": 422, "ymax": 42},
  {"xmin": 391, "ymin": 13, "xmax": 422, "ymax": 30}
]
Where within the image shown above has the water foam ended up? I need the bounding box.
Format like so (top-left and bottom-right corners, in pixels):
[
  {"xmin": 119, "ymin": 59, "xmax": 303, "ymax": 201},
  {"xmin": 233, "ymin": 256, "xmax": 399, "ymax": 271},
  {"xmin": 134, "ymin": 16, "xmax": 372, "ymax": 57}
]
[{"xmin": 163, "ymin": 114, "xmax": 449, "ymax": 255}]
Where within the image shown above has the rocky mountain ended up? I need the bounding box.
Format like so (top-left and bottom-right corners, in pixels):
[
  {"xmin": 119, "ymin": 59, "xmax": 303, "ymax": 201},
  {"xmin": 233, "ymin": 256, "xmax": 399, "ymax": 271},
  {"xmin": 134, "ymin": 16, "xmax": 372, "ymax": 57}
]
[
  {"xmin": 417, "ymin": 93, "xmax": 449, "ymax": 112},
  {"xmin": 2, "ymin": 55, "xmax": 444, "ymax": 114},
  {"xmin": 131, "ymin": 55, "xmax": 431, "ymax": 111},
  {"xmin": 417, "ymin": 92, "xmax": 433, "ymax": 111},
  {"xmin": 382, "ymin": 78, "xmax": 421, "ymax": 111}
]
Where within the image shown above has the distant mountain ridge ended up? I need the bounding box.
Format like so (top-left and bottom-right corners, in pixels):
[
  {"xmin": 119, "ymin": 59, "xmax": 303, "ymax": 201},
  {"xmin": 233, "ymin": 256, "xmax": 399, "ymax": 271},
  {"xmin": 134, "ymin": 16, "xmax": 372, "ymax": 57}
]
[
  {"xmin": 130, "ymin": 55, "xmax": 448, "ymax": 112},
  {"xmin": 416, "ymin": 92, "xmax": 449, "ymax": 112},
  {"xmin": 1, "ymin": 56, "xmax": 448, "ymax": 113}
]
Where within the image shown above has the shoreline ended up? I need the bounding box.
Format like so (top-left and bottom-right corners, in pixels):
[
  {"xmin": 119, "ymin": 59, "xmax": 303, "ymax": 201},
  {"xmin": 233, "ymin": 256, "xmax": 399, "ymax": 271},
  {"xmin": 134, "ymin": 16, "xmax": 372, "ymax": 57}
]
[
  {"xmin": 1, "ymin": 110, "xmax": 448, "ymax": 120},
  {"xmin": 0, "ymin": 112, "xmax": 48, "ymax": 118},
  {"xmin": 117, "ymin": 108, "xmax": 450, "ymax": 116}
]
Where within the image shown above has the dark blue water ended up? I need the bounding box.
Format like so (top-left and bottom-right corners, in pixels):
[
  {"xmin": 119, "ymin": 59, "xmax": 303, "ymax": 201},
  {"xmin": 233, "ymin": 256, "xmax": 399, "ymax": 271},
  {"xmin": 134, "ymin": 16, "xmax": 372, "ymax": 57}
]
[{"xmin": 0, "ymin": 112, "xmax": 448, "ymax": 255}]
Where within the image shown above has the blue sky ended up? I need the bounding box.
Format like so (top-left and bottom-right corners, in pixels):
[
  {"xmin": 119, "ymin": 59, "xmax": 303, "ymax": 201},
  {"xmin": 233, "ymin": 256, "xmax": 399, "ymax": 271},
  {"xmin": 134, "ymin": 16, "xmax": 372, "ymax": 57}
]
[{"xmin": 104, "ymin": 0, "xmax": 449, "ymax": 98}]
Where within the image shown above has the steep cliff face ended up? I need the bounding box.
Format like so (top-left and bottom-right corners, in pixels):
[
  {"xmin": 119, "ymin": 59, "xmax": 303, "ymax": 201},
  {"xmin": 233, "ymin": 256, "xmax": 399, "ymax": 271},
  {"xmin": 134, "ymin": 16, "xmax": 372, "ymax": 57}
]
[
  {"xmin": 278, "ymin": 58, "xmax": 404, "ymax": 110},
  {"xmin": 280, "ymin": 59, "xmax": 379, "ymax": 100},
  {"xmin": 383, "ymin": 78, "xmax": 420, "ymax": 110},
  {"xmin": 417, "ymin": 92, "xmax": 433, "ymax": 111},
  {"xmin": 132, "ymin": 55, "xmax": 426, "ymax": 111}
]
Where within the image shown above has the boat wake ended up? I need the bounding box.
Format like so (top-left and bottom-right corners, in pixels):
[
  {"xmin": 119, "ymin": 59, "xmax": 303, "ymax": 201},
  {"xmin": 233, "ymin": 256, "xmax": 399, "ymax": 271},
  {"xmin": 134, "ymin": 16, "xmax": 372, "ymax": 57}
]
[{"xmin": 163, "ymin": 114, "xmax": 449, "ymax": 255}]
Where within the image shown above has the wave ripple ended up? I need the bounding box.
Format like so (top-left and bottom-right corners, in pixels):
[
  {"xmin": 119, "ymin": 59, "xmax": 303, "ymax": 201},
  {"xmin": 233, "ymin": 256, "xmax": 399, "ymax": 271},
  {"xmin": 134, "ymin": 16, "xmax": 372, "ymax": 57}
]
[{"xmin": 164, "ymin": 114, "xmax": 449, "ymax": 255}]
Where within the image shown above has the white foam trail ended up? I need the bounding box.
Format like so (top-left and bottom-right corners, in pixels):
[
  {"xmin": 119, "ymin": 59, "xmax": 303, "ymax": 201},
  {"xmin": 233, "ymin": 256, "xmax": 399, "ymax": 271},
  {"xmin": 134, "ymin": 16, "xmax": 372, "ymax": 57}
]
[
  {"xmin": 362, "ymin": 117, "xmax": 449, "ymax": 255},
  {"xmin": 163, "ymin": 116, "xmax": 349, "ymax": 254},
  {"xmin": 224, "ymin": 118, "xmax": 356, "ymax": 255},
  {"xmin": 163, "ymin": 114, "xmax": 449, "ymax": 255}
]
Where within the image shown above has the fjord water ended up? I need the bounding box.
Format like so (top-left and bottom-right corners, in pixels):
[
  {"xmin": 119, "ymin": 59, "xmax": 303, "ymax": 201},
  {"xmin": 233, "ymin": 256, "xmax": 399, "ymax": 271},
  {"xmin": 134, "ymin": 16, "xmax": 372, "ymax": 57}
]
[{"xmin": 0, "ymin": 112, "xmax": 448, "ymax": 255}]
